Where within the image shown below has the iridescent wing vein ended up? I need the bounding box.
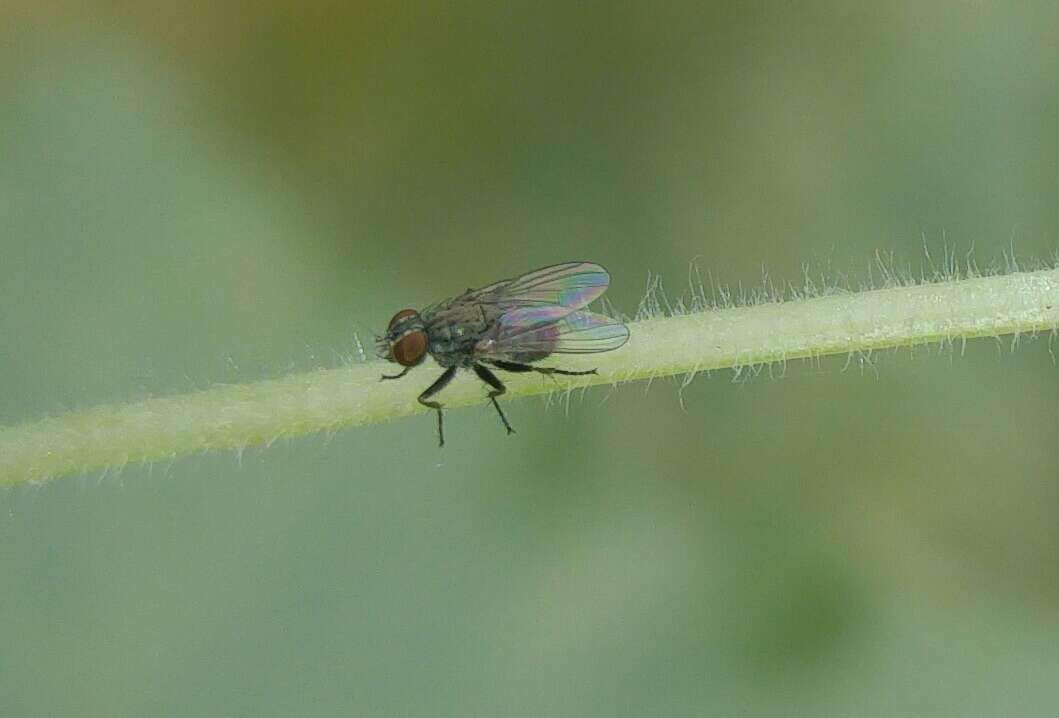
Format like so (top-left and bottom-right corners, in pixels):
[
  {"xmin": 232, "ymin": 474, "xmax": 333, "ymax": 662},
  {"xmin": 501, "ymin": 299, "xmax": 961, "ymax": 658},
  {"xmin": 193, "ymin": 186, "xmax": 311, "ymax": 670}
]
[{"xmin": 461, "ymin": 261, "xmax": 612, "ymax": 310}]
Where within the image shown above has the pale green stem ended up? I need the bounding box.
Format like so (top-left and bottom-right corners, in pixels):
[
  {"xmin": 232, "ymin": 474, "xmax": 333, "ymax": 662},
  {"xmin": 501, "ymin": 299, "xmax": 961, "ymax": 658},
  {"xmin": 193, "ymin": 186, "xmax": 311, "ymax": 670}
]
[{"xmin": 3, "ymin": 267, "xmax": 1059, "ymax": 486}]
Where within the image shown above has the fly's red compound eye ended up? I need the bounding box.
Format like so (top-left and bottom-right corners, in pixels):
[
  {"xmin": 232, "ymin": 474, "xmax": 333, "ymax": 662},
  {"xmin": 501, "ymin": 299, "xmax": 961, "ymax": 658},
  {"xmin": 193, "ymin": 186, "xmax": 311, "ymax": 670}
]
[
  {"xmin": 388, "ymin": 309, "xmax": 419, "ymax": 331},
  {"xmin": 392, "ymin": 330, "xmax": 428, "ymax": 366}
]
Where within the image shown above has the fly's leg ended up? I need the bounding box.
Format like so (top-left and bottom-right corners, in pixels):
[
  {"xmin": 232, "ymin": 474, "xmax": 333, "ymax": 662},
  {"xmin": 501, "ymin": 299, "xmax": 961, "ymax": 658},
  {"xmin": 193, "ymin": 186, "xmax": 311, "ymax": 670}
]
[
  {"xmin": 419, "ymin": 366, "xmax": 458, "ymax": 447},
  {"xmin": 380, "ymin": 366, "xmax": 412, "ymax": 381},
  {"xmin": 486, "ymin": 359, "xmax": 598, "ymax": 377},
  {"xmin": 472, "ymin": 363, "xmax": 515, "ymax": 436}
]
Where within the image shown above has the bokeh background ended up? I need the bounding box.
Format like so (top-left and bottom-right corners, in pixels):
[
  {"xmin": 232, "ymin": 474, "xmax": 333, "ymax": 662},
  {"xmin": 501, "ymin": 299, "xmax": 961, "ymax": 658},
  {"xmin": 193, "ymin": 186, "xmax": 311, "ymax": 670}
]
[{"xmin": 3, "ymin": 2, "xmax": 1059, "ymax": 716}]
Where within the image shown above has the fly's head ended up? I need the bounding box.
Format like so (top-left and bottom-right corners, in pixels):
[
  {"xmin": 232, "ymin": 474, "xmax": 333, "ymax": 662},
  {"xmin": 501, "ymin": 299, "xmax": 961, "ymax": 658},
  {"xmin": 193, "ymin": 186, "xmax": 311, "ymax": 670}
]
[{"xmin": 376, "ymin": 309, "xmax": 429, "ymax": 367}]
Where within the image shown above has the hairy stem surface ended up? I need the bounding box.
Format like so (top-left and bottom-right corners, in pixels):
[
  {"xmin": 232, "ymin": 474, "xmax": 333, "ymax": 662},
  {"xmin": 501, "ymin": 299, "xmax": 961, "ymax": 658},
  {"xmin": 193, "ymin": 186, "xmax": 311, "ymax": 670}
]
[{"xmin": 3, "ymin": 267, "xmax": 1059, "ymax": 486}]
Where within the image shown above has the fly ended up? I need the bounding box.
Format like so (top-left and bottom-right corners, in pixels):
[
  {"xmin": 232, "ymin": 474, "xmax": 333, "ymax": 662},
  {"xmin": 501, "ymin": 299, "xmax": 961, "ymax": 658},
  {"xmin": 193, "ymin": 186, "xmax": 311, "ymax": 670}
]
[{"xmin": 376, "ymin": 261, "xmax": 629, "ymax": 446}]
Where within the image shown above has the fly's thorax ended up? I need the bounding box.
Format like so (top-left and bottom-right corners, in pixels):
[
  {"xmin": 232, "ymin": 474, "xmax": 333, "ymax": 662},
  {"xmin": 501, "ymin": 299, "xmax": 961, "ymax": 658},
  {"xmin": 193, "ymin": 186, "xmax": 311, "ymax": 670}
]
[
  {"xmin": 426, "ymin": 324, "xmax": 481, "ymax": 367},
  {"xmin": 423, "ymin": 302, "xmax": 494, "ymax": 367}
]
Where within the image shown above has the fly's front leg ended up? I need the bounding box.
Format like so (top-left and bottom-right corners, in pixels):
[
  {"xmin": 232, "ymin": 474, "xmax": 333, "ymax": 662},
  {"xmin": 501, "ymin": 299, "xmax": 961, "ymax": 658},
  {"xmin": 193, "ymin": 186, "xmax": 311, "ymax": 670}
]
[
  {"xmin": 487, "ymin": 359, "xmax": 598, "ymax": 377},
  {"xmin": 418, "ymin": 366, "xmax": 457, "ymax": 446},
  {"xmin": 472, "ymin": 363, "xmax": 515, "ymax": 436},
  {"xmin": 380, "ymin": 366, "xmax": 412, "ymax": 381}
]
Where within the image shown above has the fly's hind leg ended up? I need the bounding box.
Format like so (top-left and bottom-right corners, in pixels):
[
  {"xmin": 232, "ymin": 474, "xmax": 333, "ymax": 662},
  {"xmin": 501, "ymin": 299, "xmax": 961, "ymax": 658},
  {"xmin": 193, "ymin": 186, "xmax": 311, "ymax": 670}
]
[
  {"xmin": 472, "ymin": 363, "xmax": 516, "ymax": 436},
  {"xmin": 419, "ymin": 366, "xmax": 457, "ymax": 446},
  {"xmin": 486, "ymin": 359, "xmax": 598, "ymax": 378}
]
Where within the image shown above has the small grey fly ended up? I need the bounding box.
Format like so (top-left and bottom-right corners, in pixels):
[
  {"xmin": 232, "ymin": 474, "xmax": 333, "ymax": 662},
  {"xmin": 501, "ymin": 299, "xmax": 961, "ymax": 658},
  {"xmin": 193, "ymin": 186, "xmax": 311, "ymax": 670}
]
[{"xmin": 376, "ymin": 261, "xmax": 629, "ymax": 446}]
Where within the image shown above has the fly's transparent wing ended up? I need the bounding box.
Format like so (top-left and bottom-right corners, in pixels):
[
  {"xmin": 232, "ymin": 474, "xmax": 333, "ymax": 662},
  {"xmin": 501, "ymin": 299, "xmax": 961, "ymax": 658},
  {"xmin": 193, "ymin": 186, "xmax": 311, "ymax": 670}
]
[
  {"xmin": 475, "ymin": 306, "xmax": 629, "ymax": 360},
  {"xmin": 467, "ymin": 262, "xmax": 611, "ymax": 310}
]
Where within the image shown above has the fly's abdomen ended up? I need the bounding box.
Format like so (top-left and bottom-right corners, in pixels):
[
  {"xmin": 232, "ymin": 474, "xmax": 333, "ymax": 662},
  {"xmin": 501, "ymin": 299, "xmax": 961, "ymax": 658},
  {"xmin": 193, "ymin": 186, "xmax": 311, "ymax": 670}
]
[
  {"xmin": 474, "ymin": 320, "xmax": 559, "ymax": 363},
  {"xmin": 502, "ymin": 323, "xmax": 558, "ymax": 363}
]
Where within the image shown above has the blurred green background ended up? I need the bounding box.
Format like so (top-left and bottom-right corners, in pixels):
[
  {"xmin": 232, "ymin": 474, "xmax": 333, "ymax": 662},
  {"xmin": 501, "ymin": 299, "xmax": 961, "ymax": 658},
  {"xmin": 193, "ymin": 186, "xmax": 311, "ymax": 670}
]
[{"xmin": 3, "ymin": 2, "xmax": 1059, "ymax": 716}]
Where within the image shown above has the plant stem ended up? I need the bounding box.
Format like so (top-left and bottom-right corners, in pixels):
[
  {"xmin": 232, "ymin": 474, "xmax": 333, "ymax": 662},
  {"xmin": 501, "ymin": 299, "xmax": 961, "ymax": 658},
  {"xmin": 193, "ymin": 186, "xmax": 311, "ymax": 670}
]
[{"xmin": 3, "ymin": 267, "xmax": 1059, "ymax": 486}]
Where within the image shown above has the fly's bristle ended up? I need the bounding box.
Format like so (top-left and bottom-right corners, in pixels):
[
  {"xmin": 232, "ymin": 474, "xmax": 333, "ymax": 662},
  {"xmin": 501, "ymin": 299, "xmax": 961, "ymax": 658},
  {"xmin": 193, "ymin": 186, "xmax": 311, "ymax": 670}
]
[{"xmin": 373, "ymin": 336, "xmax": 390, "ymax": 359}]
